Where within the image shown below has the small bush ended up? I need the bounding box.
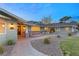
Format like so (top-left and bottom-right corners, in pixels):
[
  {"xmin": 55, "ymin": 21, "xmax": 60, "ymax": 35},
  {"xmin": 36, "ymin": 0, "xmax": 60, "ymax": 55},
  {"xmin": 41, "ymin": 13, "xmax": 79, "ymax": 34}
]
[
  {"xmin": 68, "ymin": 33, "xmax": 72, "ymax": 36},
  {"xmin": 0, "ymin": 45, "xmax": 4, "ymax": 54},
  {"xmin": 57, "ymin": 35, "xmax": 61, "ymax": 38},
  {"xmin": 43, "ymin": 38, "xmax": 50, "ymax": 44},
  {"xmin": 6, "ymin": 40, "xmax": 15, "ymax": 45},
  {"xmin": 63, "ymin": 50, "xmax": 71, "ymax": 56}
]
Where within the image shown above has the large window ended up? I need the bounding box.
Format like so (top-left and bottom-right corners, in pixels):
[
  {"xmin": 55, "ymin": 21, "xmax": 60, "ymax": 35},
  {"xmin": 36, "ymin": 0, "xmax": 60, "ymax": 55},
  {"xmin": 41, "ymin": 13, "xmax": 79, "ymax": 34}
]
[{"xmin": 0, "ymin": 21, "xmax": 5, "ymax": 33}]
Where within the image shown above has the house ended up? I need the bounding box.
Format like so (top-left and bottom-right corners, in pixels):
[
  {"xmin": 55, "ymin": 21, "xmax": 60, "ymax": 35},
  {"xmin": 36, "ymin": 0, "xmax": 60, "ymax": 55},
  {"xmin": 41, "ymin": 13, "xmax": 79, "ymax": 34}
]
[
  {"xmin": 46, "ymin": 23, "xmax": 77, "ymax": 33},
  {"xmin": 0, "ymin": 8, "xmax": 27, "ymax": 44},
  {"xmin": 0, "ymin": 8, "xmax": 78, "ymax": 44},
  {"xmin": 0, "ymin": 8, "xmax": 46, "ymax": 44}
]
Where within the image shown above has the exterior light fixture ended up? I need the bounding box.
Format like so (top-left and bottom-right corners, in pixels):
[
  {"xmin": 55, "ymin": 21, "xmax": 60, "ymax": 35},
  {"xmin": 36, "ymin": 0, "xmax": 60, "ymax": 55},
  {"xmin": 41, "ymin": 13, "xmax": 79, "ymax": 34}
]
[
  {"xmin": 2, "ymin": 24, "xmax": 5, "ymax": 27},
  {"xmin": 9, "ymin": 23, "xmax": 14, "ymax": 30}
]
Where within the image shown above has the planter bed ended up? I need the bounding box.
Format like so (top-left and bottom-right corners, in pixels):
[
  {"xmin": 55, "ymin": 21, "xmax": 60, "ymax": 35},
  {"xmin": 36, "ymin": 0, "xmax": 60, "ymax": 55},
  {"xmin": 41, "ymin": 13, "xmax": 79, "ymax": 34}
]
[
  {"xmin": 0, "ymin": 45, "xmax": 14, "ymax": 56},
  {"xmin": 31, "ymin": 37, "xmax": 63, "ymax": 56}
]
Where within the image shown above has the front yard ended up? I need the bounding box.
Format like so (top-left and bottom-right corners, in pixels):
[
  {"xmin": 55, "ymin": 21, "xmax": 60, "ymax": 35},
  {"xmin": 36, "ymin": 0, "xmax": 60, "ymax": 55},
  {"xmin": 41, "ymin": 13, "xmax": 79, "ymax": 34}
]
[
  {"xmin": 60, "ymin": 37, "xmax": 79, "ymax": 56},
  {"xmin": 31, "ymin": 34, "xmax": 79, "ymax": 56},
  {"xmin": 0, "ymin": 39, "xmax": 15, "ymax": 56}
]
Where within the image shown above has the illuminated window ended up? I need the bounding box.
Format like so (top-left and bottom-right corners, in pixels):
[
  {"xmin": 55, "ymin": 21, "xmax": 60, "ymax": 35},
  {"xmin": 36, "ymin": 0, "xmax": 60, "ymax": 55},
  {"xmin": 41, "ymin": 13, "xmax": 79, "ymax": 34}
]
[{"xmin": 0, "ymin": 22, "xmax": 5, "ymax": 33}]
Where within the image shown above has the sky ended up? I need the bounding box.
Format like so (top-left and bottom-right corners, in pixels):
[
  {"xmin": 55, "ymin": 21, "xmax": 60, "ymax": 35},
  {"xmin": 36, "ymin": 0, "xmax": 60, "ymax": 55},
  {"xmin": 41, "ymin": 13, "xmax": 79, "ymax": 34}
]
[{"xmin": 0, "ymin": 3, "xmax": 79, "ymax": 22}]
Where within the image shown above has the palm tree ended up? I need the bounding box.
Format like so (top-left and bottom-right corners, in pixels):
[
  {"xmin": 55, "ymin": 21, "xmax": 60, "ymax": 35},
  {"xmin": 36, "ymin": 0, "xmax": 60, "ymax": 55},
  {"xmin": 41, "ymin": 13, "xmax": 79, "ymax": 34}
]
[{"xmin": 60, "ymin": 16, "xmax": 71, "ymax": 23}]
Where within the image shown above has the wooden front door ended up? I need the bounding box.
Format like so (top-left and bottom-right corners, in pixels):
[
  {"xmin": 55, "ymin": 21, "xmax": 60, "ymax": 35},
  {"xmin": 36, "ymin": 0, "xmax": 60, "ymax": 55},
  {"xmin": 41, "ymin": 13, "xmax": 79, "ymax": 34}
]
[{"xmin": 18, "ymin": 25, "xmax": 26, "ymax": 38}]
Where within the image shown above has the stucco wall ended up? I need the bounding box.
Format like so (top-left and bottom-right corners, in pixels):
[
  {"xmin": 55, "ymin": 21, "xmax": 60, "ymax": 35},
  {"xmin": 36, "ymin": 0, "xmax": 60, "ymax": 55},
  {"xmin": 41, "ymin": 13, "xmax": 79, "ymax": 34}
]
[
  {"xmin": 6, "ymin": 21, "xmax": 17, "ymax": 43},
  {"xmin": 31, "ymin": 26, "xmax": 40, "ymax": 31},
  {"xmin": 0, "ymin": 33, "xmax": 6, "ymax": 44},
  {"xmin": 0, "ymin": 19, "xmax": 17, "ymax": 44}
]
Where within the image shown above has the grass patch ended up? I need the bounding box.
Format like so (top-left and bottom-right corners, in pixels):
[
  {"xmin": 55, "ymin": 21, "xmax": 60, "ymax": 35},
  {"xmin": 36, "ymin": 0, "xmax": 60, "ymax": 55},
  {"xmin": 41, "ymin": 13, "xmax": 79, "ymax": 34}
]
[
  {"xmin": 0, "ymin": 45, "xmax": 5, "ymax": 54},
  {"xmin": 60, "ymin": 37, "xmax": 79, "ymax": 56}
]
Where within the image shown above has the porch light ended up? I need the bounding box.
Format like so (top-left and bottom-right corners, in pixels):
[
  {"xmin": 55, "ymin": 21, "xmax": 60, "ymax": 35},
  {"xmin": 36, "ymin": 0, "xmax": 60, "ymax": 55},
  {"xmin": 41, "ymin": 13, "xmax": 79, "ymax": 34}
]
[
  {"xmin": 23, "ymin": 26, "xmax": 26, "ymax": 30},
  {"xmin": 2, "ymin": 24, "xmax": 5, "ymax": 27},
  {"xmin": 9, "ymin": 23, "xmax": 14, "ymax": 30}
]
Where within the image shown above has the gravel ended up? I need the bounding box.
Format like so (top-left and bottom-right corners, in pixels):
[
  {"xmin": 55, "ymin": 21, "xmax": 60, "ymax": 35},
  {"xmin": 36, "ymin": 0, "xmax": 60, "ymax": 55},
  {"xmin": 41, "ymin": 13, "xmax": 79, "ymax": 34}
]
[{"xmin": 31, "ymin": 36, "xmax": 63, "ymax": 56}]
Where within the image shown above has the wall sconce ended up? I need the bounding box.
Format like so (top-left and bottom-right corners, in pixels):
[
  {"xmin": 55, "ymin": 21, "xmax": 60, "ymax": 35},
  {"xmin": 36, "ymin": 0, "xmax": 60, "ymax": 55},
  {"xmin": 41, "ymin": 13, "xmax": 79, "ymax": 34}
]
[
  {"xmin": 9, "ymin": 23, "xmax": 14, "ymax": 30},
  {"xmin": 2, "ymin": 24, "xmax": 5, "ymax": 27}
]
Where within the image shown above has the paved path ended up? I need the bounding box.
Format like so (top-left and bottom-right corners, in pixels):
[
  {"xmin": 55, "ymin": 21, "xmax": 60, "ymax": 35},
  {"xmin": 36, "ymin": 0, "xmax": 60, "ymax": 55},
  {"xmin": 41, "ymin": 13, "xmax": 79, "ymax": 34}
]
[
  {"xmin": 10, "ymin": 34, "xmax": 64, "ymax": 56},
  {"xmin": 11, "ymin": 37, "xmax": 46, "ymax": 56}
]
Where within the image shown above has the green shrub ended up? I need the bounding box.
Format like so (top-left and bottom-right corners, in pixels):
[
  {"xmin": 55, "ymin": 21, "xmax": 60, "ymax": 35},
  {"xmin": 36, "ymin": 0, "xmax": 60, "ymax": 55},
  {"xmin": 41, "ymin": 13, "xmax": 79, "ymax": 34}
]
[
  {"xmin": 43, "ymin": 38, "xmax": 50, "ymax": 44},
  {"xmin": 57, "ymin": 35, "xmax": 61, "ymax": 38},
  {"xmin": 6, "ymin": 40, "xmax": 15, "ymax": 45},
  {"xmin": 0, "ymin": 45, "xmax": 4, "ymax": 54},
  {"xmin": 63, "ymin": 50, "xmax": 71, "ymax": 56},
  {"xmin": 68, "ymin": 33, "xmax": 72, "ymax": 36}
]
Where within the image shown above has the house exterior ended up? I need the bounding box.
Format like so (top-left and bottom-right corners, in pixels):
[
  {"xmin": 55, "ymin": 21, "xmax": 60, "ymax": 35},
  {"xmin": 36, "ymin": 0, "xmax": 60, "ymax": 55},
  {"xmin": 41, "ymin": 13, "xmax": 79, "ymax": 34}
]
[
  {"xmin": 0, "ymin": 8, "xmax": 78, "ymax": 44},
  {"xmin": 46, "ymin": 23, "xmax": 77, "ymax": 33},
  {"xmin": 0, "ymin": 8, "xmax": 27, "ymax": 44}
]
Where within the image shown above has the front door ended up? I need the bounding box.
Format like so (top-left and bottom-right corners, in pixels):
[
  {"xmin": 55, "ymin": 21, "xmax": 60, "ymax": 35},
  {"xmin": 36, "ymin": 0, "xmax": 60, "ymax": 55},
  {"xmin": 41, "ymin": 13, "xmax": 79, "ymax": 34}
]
[{"xmin": 17, "ymin": 25, "xmax": 26, "ymax": 39}]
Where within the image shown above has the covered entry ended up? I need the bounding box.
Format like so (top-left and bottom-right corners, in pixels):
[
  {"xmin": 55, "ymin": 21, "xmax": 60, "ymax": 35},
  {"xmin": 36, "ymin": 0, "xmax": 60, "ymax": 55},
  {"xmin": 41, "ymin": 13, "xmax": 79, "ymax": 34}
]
[{"xmin": 17, "ymin": 23, "xmax": 26, "ymax": 39}]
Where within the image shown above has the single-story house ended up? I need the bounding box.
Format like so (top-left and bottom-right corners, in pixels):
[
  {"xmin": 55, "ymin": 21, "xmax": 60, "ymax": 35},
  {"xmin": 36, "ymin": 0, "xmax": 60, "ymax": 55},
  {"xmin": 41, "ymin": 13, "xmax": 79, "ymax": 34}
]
[
  {"xmin": 0, "ymin": 8, "xmax": 47, "ymax": 44},
  {"xmin": 0, "ymin": 8, "xmax": 78, "ymax": 44},
  {"xmin": 46, "ymin": 23, "xmax": 78, "ymax": 33}
]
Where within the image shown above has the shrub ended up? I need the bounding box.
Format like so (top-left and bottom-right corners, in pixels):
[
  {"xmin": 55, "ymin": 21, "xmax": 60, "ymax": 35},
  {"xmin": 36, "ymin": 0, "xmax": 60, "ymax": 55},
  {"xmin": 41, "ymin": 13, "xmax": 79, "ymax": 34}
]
[
  {"xmin": 68, "ymin": 33, "xmax": 72, "ymax": 36},
  {"xmin": 43, "ymin": 38, "xmax": 50, "ymax": 44},
  {"xmin": 63, "ymin": 50, "xmax": 71, "ymax": 56},
  {"xmin": 6, "ymin": 40, "xmax": 15, "ymax": 45},
  {"xmin": 0, "ymin": 45, "xmax": 4, "ymax": 54},
  {"xmin": 57, "ymin": 35, "xmax": 61, "ymax": 38}
]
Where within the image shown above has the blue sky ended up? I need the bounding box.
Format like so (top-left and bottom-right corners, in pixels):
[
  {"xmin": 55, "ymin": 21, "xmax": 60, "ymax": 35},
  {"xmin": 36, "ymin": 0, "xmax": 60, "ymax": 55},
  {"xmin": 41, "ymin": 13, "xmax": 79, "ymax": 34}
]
[{"xmin": 0, "ymin": 3, "xmax": 79, "ymax": 22}]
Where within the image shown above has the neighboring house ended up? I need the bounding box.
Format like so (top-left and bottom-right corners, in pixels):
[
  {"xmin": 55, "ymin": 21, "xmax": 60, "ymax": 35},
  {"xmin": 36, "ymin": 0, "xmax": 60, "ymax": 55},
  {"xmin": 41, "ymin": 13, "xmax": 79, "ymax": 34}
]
[{"xmin": 0, "ymin": 8, "xmax": 78, "ymax": 44}]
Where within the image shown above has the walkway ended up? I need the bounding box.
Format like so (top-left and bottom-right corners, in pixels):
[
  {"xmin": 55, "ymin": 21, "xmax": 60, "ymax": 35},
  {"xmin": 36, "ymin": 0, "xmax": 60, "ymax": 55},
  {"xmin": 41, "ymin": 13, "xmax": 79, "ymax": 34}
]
[
  {"xmin": 10, "ymin": 34, "xmax": 65, "ymax": 56},
  {"xmin": 11, "ymin": 37, "xmax": 46, "ymax": 56}
]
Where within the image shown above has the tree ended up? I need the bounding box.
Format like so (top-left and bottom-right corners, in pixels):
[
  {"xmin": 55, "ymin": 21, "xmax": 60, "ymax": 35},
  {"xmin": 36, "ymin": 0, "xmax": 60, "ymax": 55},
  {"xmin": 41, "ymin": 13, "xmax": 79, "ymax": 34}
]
[
  {"xmin": 60, "ymin": 16, "xmax": 71, "ymax": 23},
  {"xmin": 41, "ymin": 16, "xmax": 52, "ymax": 24}
]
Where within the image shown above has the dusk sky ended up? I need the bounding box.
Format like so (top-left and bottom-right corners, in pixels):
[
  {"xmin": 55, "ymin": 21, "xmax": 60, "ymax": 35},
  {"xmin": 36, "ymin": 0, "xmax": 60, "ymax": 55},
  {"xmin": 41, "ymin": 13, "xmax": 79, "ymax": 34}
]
[{"xmin": 0, "ymin": 3, "xmax": 79, "ymax": 22}]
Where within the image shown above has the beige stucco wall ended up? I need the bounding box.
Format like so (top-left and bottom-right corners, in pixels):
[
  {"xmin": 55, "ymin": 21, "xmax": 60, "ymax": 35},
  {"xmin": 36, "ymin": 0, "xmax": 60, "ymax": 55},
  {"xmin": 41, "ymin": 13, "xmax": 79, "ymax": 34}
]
[
  {"xmin": 0, "ymin": 18, "xmax": 17, "ymax": 44},
  {"xmin": 6, "ymin": 21, "xmax": 17, "ymax": 43}
]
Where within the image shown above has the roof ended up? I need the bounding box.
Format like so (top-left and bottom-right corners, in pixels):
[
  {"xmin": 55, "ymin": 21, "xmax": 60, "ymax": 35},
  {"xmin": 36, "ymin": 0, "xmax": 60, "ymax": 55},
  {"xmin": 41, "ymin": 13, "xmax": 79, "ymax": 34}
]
[
  {"xmin": 47, "ymin": 23, "xmax": 77, "ymax": 28},
  {"xmin": 0, "ymin": 14, "xmax": 11, "ymax": 20},
  {"xmin": 0, "ymin": 8, "xmax": 27, "ymax": 24},
  {"xmin": 26, "ymin": 21, "xmax": 46, "ymax": 27},
  {"xmin": 26, "ymin": 21, "xmax": 77, "ymax": 27}
]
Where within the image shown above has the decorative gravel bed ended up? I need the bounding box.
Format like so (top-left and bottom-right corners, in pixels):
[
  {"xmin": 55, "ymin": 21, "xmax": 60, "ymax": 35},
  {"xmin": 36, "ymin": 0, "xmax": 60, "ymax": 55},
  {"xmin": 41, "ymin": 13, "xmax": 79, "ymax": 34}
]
[{"xmin": 31, "ymin": 36, "xmax": 63, "ymax": 56}]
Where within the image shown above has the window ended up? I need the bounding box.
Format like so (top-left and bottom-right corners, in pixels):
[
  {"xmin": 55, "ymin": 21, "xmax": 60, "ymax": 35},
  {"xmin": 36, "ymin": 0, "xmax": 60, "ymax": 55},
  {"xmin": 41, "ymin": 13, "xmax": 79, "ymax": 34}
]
[{"xmin": 0, "ymin": 22, "xmax": 5, "ymax": 33}]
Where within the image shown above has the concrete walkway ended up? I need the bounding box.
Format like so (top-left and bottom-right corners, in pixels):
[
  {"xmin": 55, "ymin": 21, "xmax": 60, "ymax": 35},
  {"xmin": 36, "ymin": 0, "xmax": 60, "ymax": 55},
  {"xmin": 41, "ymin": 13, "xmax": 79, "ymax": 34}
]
[
  {"xmin": 11, "ymin": 37, "xmax": 47, "ymax": 56},
  {"xmin": 11, "ymin": 34, "xmax": 64, "ymax": 56}
]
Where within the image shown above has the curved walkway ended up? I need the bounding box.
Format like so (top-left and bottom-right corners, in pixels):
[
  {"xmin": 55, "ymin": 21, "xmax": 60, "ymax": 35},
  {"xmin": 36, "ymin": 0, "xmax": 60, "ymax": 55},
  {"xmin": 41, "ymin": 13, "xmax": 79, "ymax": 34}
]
[
  {"xmin": 11, "ymin": 37, "xmax": 46, "ymax": 56},
  {"xmin": 11, "ymin": 34, "xmax": 63, "ymax": 56}
]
